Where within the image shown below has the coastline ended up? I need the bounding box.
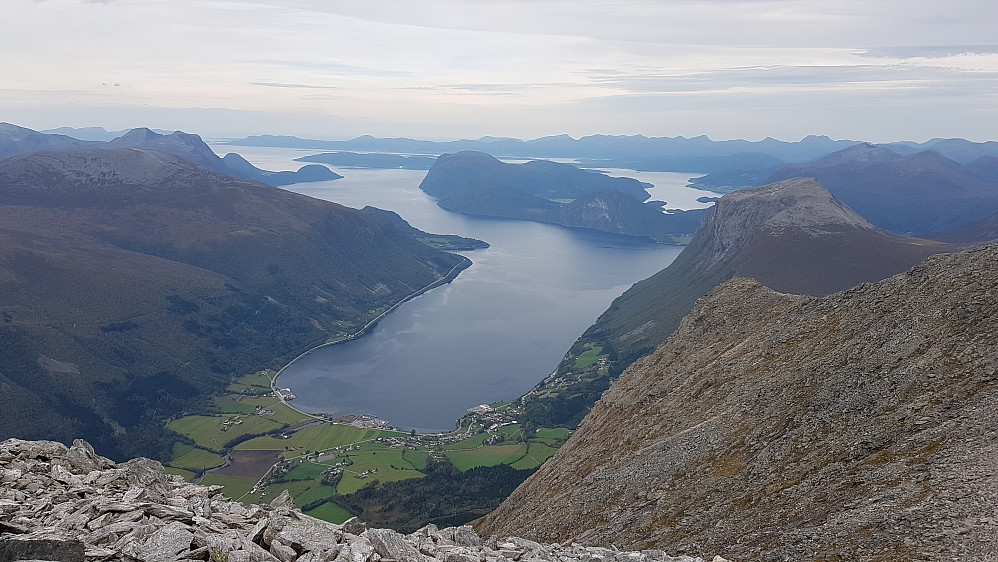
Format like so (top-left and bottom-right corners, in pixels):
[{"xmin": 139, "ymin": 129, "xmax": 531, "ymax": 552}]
[{"xmin": 268, "ymin": 256, "xmax": 473, "ymax": 431}]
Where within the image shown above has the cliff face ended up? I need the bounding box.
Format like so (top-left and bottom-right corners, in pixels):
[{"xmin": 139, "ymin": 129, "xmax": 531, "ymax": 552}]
[{"xmin": 479, "ymin": 244, "xmax": 998, "ymax": 560}]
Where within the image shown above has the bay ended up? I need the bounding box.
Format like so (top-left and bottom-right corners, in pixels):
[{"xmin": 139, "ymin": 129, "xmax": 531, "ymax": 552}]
[{"xmin": 216, "ymin": 146, "xmax": 707, "ymax": 431}]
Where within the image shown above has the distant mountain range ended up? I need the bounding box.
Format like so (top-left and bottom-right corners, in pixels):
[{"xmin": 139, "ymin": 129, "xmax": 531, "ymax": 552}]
[
  {"xmin": 0, "ymin": 146, "xmax": 476, "ymax": 460},
  {"xmin": 518, "ymin": 178, "xmax": 954, "ymax": 427},
  {"xmin": 297, "ymin": 152, "xmax": 438, "ymax": 170},
  {"xmin": 42, "ymin": 126, "xmax": 175, "ymax": 141},
  {"xmin": 228, "ymin": 132, "xmax": 998, "ymax": 175},
  {"xmin": 2, "ymin": 123, "xmax": 341, "ymax": 187},
  {"xmin": 418, "ymin": 151, "xmax": 706, "ymax": 243},
  {"xmin": 691, "ymin": 143, "xmax": 998, "ymax": 236}
]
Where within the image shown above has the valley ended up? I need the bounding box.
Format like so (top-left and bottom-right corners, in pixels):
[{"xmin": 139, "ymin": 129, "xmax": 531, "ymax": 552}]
[
  {"xmin": 3, "ymin": 124, "xmax": 998, "ymax": 560},
  {"xmin": 162, "ymin": 369, "xmax": 568, "ymax": 531}
]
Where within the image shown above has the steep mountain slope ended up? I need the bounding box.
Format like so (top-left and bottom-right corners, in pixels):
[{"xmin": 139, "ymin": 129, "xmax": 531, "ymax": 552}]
[
  {"xmin": 519, "ymin": 178, "xmax": 952, "ymax": 427},
  {"xmin": 419, "ymin": 151, "xmax": 705, "ymax": 243},
  {"xmin": 0, "ymin": 149, "xmax": 469, "ymax": 460},
  {"xmin": 479, "ymin": 244, "xmax": 998, "ymax": 560}
]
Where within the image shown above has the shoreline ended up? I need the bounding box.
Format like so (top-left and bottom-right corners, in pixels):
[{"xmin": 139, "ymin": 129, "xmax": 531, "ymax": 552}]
[{"xmin": 268, "ymin": 256, "xmax": 473, "ymax": 432}]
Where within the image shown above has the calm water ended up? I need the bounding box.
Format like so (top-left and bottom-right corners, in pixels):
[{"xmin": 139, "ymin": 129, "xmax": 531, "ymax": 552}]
[{"xmin": 215, "ymin": 145, "xmax": 712, "ymax": 431}]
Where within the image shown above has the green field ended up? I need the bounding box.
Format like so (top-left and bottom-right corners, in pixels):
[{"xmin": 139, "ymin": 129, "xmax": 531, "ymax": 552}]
[
  {"xmin": 226, "ymin": 370, "xmax": 274, "ymax": 394},
  {"xmin": 401, "ymin": 448, "xmax": 429, "ymax": 471},
  {"xmin": 214, "ymin": 394, "xmax": 309, "ymax": 425},
  {"xmin": 235, "ymin": 423, "xmax": 402, "ymax": 453},
  {"xmin": 168, "ymin": 369, "xmax": 569, "ymax": 526},
  {"xmin": 164, "ymin": 467, "xmax": 196, "ymax": 481},
  {"xmin": 261, "ymin": 479, "xmax": 335, "ymax": 505},
  {"xmin": 283, "ymin": 461, "xmax": 330, "ymax": 481},
  {"xmin": 333, "ymin": 444, "xmax": 424, "ymax": 494},
  {"xmin": 442, "ymin": 424, "xmax": 524, "ymax": 450},
  {"xmin": 532, "ymin": 427, "xmax": 572, "ymax": 445},
  {"xmin": 510, "ymin": 442, "xmax": 560, "ymax": 469},
  {"xmin": 167, "ymin": 414, "xmax": 282, "ymax": 452},
  {"xmin": 305, "ymin": 501, "xmax": 353, "ymax": 524},
  {"xmin": 200, "ymin": 473, "xmax": 258, "ymax": 500},
  {"xmin": 445, "ymin": 443, "xmax": 529, "ymax": 471},
  {"xmin": 573, "ymin": 345, "xmax": 604, "ymax": 369},
  {"xmin": 169, "ymin": 448, "xmax": 226, "ymax": 472}
]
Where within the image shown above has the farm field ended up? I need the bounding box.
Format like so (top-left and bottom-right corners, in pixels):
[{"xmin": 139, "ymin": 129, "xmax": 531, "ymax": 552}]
[
  {"xmin": 167, "ymin": 373, "xmax": 570, "ymax": 527},
  {"xmin": 235, "ymin": 423, "xmax": 401, "ymax": 452}
]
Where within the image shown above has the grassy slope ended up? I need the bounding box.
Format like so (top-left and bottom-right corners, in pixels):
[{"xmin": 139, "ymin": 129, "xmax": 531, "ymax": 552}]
[{"xmin": 0, "ymin": 149, "xmax": 469, "ymax": 461}]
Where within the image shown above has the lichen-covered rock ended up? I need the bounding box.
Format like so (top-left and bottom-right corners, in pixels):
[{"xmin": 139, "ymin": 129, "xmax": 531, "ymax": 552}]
[{"xmin": 0, "ymin": 438, "xmax": 707, "ymax": 562}]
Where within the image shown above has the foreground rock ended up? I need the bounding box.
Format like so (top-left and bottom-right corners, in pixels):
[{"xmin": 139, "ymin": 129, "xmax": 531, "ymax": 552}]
[
  {"xmin": 479, "ymin": 244, "xmax": 998, "ymax": 560},
  {"xmin": 0, "ymin": 438, "xmax": 713, "ymax": 562}
]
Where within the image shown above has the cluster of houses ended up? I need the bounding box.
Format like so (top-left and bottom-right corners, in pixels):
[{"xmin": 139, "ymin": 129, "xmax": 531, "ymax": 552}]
[{"xmin": 219, "ymin": 417, "xmax": 244, "ymax": 431}]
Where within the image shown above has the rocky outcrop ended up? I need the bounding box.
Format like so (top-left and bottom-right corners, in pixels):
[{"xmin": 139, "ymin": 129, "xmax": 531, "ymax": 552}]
[
  {"xmin": 480, "ymin": 244, "xmax": 998, "ymax": 560},
  {"xmin": 0, "ymin": 438, "xmax": 715, "ymax": 562}
]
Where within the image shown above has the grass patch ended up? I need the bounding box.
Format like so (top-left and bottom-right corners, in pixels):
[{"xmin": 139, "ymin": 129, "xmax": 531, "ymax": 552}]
[
  {"xmin": 509, "ymin": 442, "xmax": 559, "ymax": 469},
  {"xmin": 171, "ymin": 442, "xmax": 195, "ymax": 460},
  {"xmin": 200, "ymin": 473, "xmax": 259, "ymax": 500},
  {"xmin": 445, "ymin": 443, "xmax": 528, "ymax": 471},
  {"xmin": 167, "ymin": 414, "xmax": 282, "ymax": 452},
  {"xmin": 227, "ymin": 370, "xmax": 275, "ymax": 394},
  {"xmin": 306, "ymin": 501, "xmax": 353, "ymax": 524},
  {"xmin": 236, "ymin": 423, "xmax": 401, "ymax": 452},
  {"xmin": 443, "ymin": 424, "xmax": 523, "ymax": 451},
  {"xmin": 335, "ymin": 445, "xmax": 425, "ymax": 495},
  {"xmin": 163, "ymin": 466, "xmax": 196, "ymax": 481},
  {"xmin": 169, "ymin": 448, "xmax": 226, "ymax": 472},
  {"xmin": 245, "ymin": 479, "xmax": 337, "ymax": 508},
  {"xmin": 214, "ymin": 395, "xmax": 309, "ymax": 425},
  {"xmin": 532, "ymin": 427, "xmax": 571, "ymax": 444},
  {"xmin": 573, "ymin": 346, "xmax": 604, "ymax": 369},
  {"xmin": 401, "ymin": 448, "xmax": 429, "ymax": 471},
  {"xmin": 283, "ymin": 461, "xmax": 330, "ymax": 481},
  {"xmin": 214, "ymin": 395, "xmax": 258, "ymax": 415}
]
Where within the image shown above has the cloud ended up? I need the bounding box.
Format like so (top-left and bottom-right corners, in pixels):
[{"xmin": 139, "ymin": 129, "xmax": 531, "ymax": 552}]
[
  {"xmin": 860, "ymin": 45, "xmax": 998, "ymax": 59},
  {"xmin": 251, "ymin": 82, "xmax": 341, "ymax": 90}
]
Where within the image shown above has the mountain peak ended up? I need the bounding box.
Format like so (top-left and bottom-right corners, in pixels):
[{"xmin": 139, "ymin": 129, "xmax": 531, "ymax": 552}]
[
  {"xmin": 813, "ymin": 142, "xmax": 902, "ymax": 166},
  {"xmin": 702, "ymin": 177, "xmax": 877, "ymax": 264},
  {"xmin": 112, "ymin": 127, "xmax": 163, "ymax": 143}
]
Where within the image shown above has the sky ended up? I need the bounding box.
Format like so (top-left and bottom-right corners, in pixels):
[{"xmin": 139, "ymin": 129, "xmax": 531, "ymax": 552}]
[{"xmin": 2, "ymin": 0, "xmax": 997, "ymax": 142}]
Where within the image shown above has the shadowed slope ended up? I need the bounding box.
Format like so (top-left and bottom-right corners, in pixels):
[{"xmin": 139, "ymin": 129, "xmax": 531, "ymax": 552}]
[{"xmin": 0, "ymin": 149, "xmax": 467, "ymax": 459}]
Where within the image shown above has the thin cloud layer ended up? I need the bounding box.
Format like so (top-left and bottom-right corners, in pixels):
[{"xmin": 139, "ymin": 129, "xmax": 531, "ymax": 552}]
[{"xmin": 2, "ymin": 0, "xmax": 996, "ymax": 141}]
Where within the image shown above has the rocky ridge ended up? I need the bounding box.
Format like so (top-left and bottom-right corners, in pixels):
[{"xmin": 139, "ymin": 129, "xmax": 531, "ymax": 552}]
[
  {"xmin": 0, "ymin": 438, "xmax": 719, "ymax": 562},
  {"xmin": 518, "ymin": 178, "xmax": 951, "ymax": 428},
  {"xmin": 480, "ymin": 244, "xmax": 998, "ymax": 560}
]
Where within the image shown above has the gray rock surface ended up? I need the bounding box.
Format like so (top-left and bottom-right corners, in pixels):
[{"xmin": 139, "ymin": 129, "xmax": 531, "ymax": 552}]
[
  {"xmin": 0, "ymin": 438, "xmax": 704, "ymax": 562},
  {"xmin": 477, "ymin": 244, "xmax": 998, "ymax": 560}
]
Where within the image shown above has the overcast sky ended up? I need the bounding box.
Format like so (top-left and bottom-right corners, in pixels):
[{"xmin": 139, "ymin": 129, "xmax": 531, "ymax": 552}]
[{"xmin": 3, "ymin": 0, "xmax": 997, "ymax": 142}]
